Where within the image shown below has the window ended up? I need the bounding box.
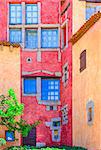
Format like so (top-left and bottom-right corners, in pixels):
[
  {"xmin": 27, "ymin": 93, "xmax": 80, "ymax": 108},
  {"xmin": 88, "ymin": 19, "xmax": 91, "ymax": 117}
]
[
  {"xmin": 9, "ymin": 4, "xmax": 22, "ymax": 25},
  {"xmin": 61, "ymin": 105, "xmax": 68, "ymax": 125},
  {"xmin": 9, "ymin": 29, "xmax": 22, "ymax": 43},
  {"xmin": 86, "ymin": 3, "xmax": 101, "ymax": 20},
  {"xmin": 88, "ymin": 107, "xmax": 92, "ymax": 122},
  {"xmin": 86, "ymin": 100, "xmax": 94, "ymax": 125},
  {"xmin": 9, "ymin": 3, "xmax": 39, "ymax": 48},
  {"xmin": 25, "ymin": 30, "xmax": 38, "ymax": 49},
  {"xmin": 51, "ymin": 118, "xmax": 61, "ymax": 142},
  {"xmin": 41, "ymin": 79, "xmax": 60, "ymax": 101},
  {"xmin": 46, "ymin": 105, "xmax": 57, "ymax": 111},
  {"xmin": 41, "ymin": 29, "xmax": 59, "ymax": 48},
  {"xmin": 5, "ymin": 131, "xmax": 15, "ymax": 142},
  {"xmin": 26, "ymin": 4, "xmax": 38, "ymax": 24},
  {"xmin": 53, "ymin": 121, "xmax": 60, "ymax": 127},
  {"xmin": 23, "ymin": 78, "xmax": 36, "ymax": 95},
  {"xmin": 62, "ymin": 25, "xmax": 66, "ymax": 48},
  {"xmin": 62, "ymin": 63, "xmax": 69, "ymax": 86},
  {"xmin": 80, "ymin": 50, "xmax": 86, "ymax": 72}
]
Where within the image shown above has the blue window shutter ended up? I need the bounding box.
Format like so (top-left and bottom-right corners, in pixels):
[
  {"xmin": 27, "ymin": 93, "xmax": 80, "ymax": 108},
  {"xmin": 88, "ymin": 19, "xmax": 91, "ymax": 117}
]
[
  {"xmin": 41, "ymin": 29, "xmax": 59, "ymax": 48},
  {"xmin": 26, "ymin": 4, "xmax": 38, "ymax": 24},
  {"xmin": 25, "ymin": 30, "xmax": 38, "ymax": 49},
  {"xmin": 41, "ymin": 79, "xmax": 60, "ymax": 101},
  {"xmin": 6, "ymin": 131, "xmax": 15, "ymax": 141},
  {"xmin": 9, "ymin": 29, "xmax": 22, "ymax": 43},
  {"xmin": 24, "ymin": 78, "xmax": 36, "ymax": 94},
  {"xmin": 9, "ymin": 4, "xmax": 22, "ymax": 24}
]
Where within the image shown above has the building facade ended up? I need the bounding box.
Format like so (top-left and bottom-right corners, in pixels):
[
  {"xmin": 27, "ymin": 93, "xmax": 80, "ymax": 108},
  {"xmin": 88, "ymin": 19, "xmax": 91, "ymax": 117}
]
[
  {"xmin": 0, "ymin": 0, "xmax": 72, "ymax": 147},
  {"xmin": 71, "ymin": 12, "xmax": 101, "ymax": 150},
  {"xmin": 60, "ymin": 0, "xmax": 72, "ymax": 146},
  {"xmin": 0, "ymin": 0, "xmax": 101, "ymax": 149},
  {"xmin": 0, "ymin": 43, "xmax": 21, "ymax": 149}
]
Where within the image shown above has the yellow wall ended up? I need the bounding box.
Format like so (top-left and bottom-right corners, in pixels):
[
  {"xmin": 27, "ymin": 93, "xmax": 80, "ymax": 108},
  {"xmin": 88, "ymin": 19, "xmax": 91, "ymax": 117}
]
[
  {"xmin": 0, "ymin": 46, "xmax": 21, "ymax": 149},
  {"xmin": 72, "ymin": 19, "xmax": 101, "ymax": 150},
  {"xmin": 73, "ymin": 0, "xmax": 86, "ymax": 34}
]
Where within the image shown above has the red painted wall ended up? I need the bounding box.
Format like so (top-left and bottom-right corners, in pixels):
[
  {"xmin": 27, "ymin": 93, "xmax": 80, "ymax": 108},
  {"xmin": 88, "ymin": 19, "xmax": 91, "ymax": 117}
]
[
  {"xmin": 60, "ymin": 0, "xmax": 72, "ymax": 146},
  {"xmin": 0, "ymin": 0, "xmax": 72, "ymax": 147}
]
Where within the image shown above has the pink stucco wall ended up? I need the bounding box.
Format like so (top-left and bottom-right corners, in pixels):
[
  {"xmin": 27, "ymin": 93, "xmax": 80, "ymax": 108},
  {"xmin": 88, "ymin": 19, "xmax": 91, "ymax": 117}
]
[
  {"xmin": 60, "ymin": 0, "xmax": 72, "ymax": 146},
  {"xmin": 0, "ymin": 0, "xmax": 72, "ymax": 147}
]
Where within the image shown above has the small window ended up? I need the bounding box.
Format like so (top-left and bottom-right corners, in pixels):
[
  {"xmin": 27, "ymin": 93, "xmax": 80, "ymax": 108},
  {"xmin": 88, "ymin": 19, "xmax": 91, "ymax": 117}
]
[
  {"xmin": 25, "ymin": 30, "xmax": 38, "ymax": 49},
  {"xmin": 86, "ymin": 3, "xmax": 101, "ymax": 20},
  {"xmin": 23, "ymin": 78, "xmax": 36, "ymax": 95},
  {"xmin": 9, "ymin": 29, "xmax": 22, "ymax": 43},
  {"xmin": 53, "ymin": 121, "xmax": 60, "ymax": 127},
  {"xmin": 88, "ymin": 107, "xmax": 92, "ymax": 122},
  {"xmin": 54, "ymin": 130, "xmax": 59, "ymax": 140},
  {"xmin": 62, "ymin": 63, "xmax": 69, "ymax": 86},
  {"xmin": 80, "ymin": 50, "xmax": 86, "ymax": 72},
  {"xmin": 41, "ymin": 79, "xmax": 60, "ymax": 101},
  {"xmin": 26, "ymin": 4, "xmax": 38, "ymax": 24},
  {"xmin": 41, "ymin": 29, "xmax": 59, "ymax": 48},
  {"xmin": 61, "ymin": 105, "xmax": 68, "ymax": 125},
  {"xmin": 9, "ymin": 4, "xmax": 22, "ymax": 25},
  {"xmin": 5, "ymin": 131, "xmax": 15, "ymax": 142},
  {"xmin": 64, "ymin": 66, "xmax": 68, "ymax": 82},
  {"xmin": 86, "ymin": 100, "xmax": 94, "ymax": 125},
  {"xmin": 62, "ymin": 25, "xmax": 66, "ymax": 48}
]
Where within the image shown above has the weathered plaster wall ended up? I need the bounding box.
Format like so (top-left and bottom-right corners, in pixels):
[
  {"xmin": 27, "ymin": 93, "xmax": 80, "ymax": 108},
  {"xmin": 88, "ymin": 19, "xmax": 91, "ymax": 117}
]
[
  {"xmin": 60, "ymin": 0, "xmax": 72, "ymax": 146},
  {"xmin": 72, "ymin": 19, "xmax": 101, "ymax": 150},
  {"xmin": 73, "ymin": 0, "xmax": 86, "ymax": 34},
  {"xmin": 0, "ymin": 46, "xmax": 21, "ymax": 149},
  {"xmin": 0, "ymin": 0, "xmax": 73, "ymax": 146}
]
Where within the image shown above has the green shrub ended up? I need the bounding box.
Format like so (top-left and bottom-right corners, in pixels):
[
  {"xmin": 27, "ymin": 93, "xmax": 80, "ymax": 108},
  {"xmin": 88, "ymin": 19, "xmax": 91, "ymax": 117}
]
[
  {"xmin": 0, "ymin": 138, "xmax": 6, "ymax": 146},
  {"xmin": 5, "ymin": 146, "xmax": 87, "ymax": 150}
]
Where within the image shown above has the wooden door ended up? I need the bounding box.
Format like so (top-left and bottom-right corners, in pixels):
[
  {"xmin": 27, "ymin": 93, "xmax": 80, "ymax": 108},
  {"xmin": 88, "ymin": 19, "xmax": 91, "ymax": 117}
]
[{"xmin": 23, "ymin": 127, "xmax": 36, "ymax": 146}]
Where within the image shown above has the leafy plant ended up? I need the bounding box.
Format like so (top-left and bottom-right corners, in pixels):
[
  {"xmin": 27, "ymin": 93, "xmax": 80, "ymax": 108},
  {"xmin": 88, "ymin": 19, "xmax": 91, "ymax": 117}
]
[
  {"xmin": 0, "ymin": 89, "xmax": 40, "ymax": 137},
  {"xmin": 0, "ymin": 138, "xmax": 6, "ymax": 146},
  {"xmin": 5, "ymin": 146, "xmax": 87, "ymax": 150}
]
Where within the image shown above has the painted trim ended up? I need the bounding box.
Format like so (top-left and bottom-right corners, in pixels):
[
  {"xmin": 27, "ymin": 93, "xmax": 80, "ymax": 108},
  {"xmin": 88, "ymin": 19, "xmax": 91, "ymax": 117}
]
[
  {"xmin": 50, "ymin": 117, "xmax": 61, "ymax": 142},
  {"xmin": 7, "ymin": 3, "xmax": 9, "ymax": 41},
  {"xmin": 61, "ymin": 105, "xmax": 68, "ymax": 125},
  {"xmin": 22, "ymin": 78, "xmax": 37, "ymax": 96},
  {"xmin": 86, "ymin": 100, "xmax": 94, "ymax": 125},
  {"xmin": 36, "ymin": 77, "xmax": 41, "ymax": 101},
  {"xmin": 62, "ymin": 62, "xmax": 69, "ymax": 87},
  {"xmin": 61, "ymin": 19, "xmax": 68, "ymax": 49},
  {"xmin": 38, "ymin": 2, "xmax": 41, "ymax": 24}
]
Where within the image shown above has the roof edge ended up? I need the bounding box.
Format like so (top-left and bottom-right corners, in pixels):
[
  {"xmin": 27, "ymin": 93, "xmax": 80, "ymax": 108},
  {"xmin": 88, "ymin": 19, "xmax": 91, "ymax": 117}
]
[
  {"xmin": 69, "ymin": 12, "xmax": 101, "ymax": 45},
  {"xmin": 0, "ymin": 41, "xmax": 20, "ymax": 48}
]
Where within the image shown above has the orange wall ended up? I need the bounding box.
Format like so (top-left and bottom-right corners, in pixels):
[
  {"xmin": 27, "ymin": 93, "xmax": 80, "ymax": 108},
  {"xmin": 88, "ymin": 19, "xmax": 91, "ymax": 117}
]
[
  {"xmin": 73, "ymin": 0, "xmax": 86, "ymax": 34},
  {"xmin": 72, "ymin": 19, "xmax": 101, "ymax": 150},
  {"xmin": 0, "ymin": 46, "xmax": 21, "ymax": 149}
]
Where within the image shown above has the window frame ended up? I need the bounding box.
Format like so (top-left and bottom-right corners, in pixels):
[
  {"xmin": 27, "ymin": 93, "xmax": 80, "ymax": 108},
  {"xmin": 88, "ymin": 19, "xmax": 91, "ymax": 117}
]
[
  {"xmin": 25, "ymin": 29, "xmax": 38, "ymax": 49},
  {"xmin": 9, "ymin": 4, "xmax": 22, "ymax": 25},
  {"xmin": 61, "ymin": 105, "xmax": 68, "ymax": 125},
  {"xmin": 41, "ymin": 29, "xmax": 59, "ymax": 48},
  {"xmin": 25, "ymin": 4, "xmax": 38, "ymax": 24},
  {"xmin": 86, "ymin": 100, "xmax": 94, "ymax": 125},
  {"xmin": 62, "ymin": 63, "xmax": 69, "ymax": 87},
  {"xmin": 86, "ymin": 2, "xmax": 101, "ymax": 20},
  {"xmin": 23, "ymin": 78, "xmax": 37, "ymax": 96},
  {"xmin": 5, "ymin": 131, "xmax": 15, "ymax": 142},
  {"xmin": 80, "ymin": 50, "xmax": 86, "ymax": 72},
  {"xmin": 41, "ymin": 78, "xmax": 60, "ymax": 101},
  {"xmin": 9, "ymin": 29, "xmax": 22, "ymax": 43}
]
